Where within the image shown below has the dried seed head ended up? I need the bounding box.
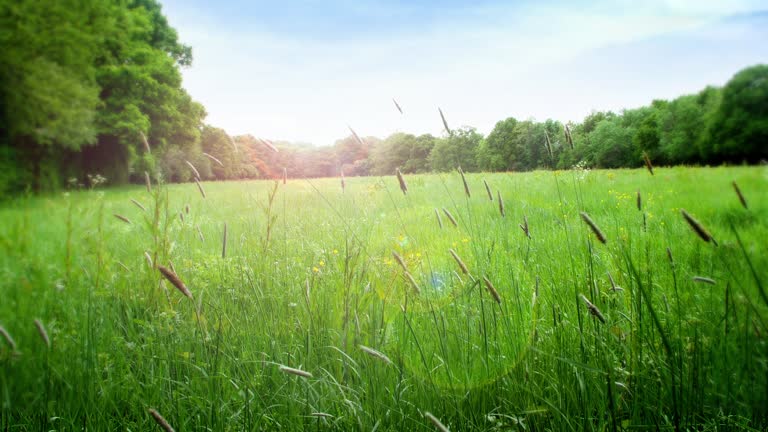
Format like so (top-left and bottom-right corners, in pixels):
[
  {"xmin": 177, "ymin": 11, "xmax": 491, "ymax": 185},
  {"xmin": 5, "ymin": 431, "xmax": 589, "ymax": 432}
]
[
  {"xmin": 310, "ymin": 412, "xmax": 334, "ymax": 418},
  {"xmin": 259, "ymin": 137, "xmax": 279, "ymax": 153},
  {"xmin": 483, "ymin": 180, "xmax": 493, "ymax": 201},
  {"xmin": 114, "ymin": 214, "xmax": 131, "ymax": 225},
  {"xmin": 497, "ymin": 191, "xmax": 505, "ymax": 217},
  {"xmin": 449, "ymin": 249, "xmax": 469, "ymax": 275},
  {"xmin": 185, "ymin": 160, "xmax": 201, "ymax": 180},
  {"xmin": 579, "ymin": 212, "xmax": 607, "ymax": 244},
  {"xmin": 0, "ymin": 325, "xmax": 16, "ymax": 351},
  {"xmin": 347, "ymin": 126, "xmax": 365, "ymax": 147},
  {"xmin": 458, "ymin": 167, "xmax": 471, "ymax": 198},
  {"xmin": 196, "ymin": 226, "xmax": 205, "ymax": 243},
  {"xmin": 424, "ymin": 412, "xmax": 450, "ymax": 432},
  {"xmin": 393, "ymin": 98, "xmax": 403, "ymax": 114},
  {"xmin": 404, "ymin": 271, "xmax": 421, "ymax": 295},
  {"xmin": 579, "ymin": 294, "xmax": 606, "ymax": 324},
  {"xmin": 144, "ymin": 171, "xmax": 152, "ymax": 193},
  {"xmin": 148, "ymin": 408, "xmax": 175, "ymax": 432},
  {"xmin": 396, "ymin": 168, "xmax": 408, "ymax": 195},
  {"xmin": 392, "ymin": 251, "xmax": 408, "ymax": 272},
  {"xmin": 544, "ymin": 131, "xmax": 554, "ymax": 160},
  {"xmin": 34, "ymin": 319, "xmax": 50, "ymax": 348},
  {"xmin": 442, "ymin": 208, "xmax": 458, "ymax": 228},
  {"xmin": 340, "ymin": 170, "xmax": 345, "ymax": 191},
  {"xmin": 666, "ymin": 247, "xmax": 674, "ymax": 267},
  {"xmin": 520, "ymin": 215, "xmax": 530, "ymax": 239},
  {"xmin": 482, "ymin": 276, "xmax": 502, "ymax": 304},
  {"xmin": 140, "ymin": 132, "xmax": 151, "ymax": 154},
  {"xmin": 279, "ymin": 365, "xmax": 312, "ymax": 378},
  {"xmin": 203, "ymin": 152, "xmax": 224, "ymax": 167},
  {"xmin": 680, "ymin": 209, "xmax": 717, "ymax": 246},
  {"xmin": 131, "ymin": 199, "xmax": 146, "ymax": 212},
  {"xmin": 195, "ymin": 179, "xmax": 206, "ymax": 198},
  {"xmin": 642, "ymin": 152, "xmax": 654, "ymax": 175},
  {"xmin": 607, "ymin": 272, "xmax": 623, "ymax": 292},
  {"xmin": 438, "ymin": 107, "xmax": 451, "ymax": 135},
  {"xmin": 221, "ymin": 223, "xmax": 227, "ymax": 259},
  {"xmin": 434, "ymin": 208, "xmax": 443, "ymax": 229},
  {"xmin": 117, "ymin": 261, "xmax": 130, "ymax": 272},
  {"xmin": 636, "ymin": 191, "xmax": 642, "ymax": 211},
  {"xmin": 144, "ymin": 251, "xmax": 154, "ymax": 268},
  {"xmin": 692, "ymin": 276, "xmax": 716, "ymax": 285},
  {"xmin": 732, "ymin": 181, "xmax": 747, "ymax": 209},
  {"xmin": 185, "ymin": 204, "xmax": 189, "ymax": 214},
  {"xmin": 157, "ymin": 265, "xmax": 192, "ymax": 299},
  {"xmin": 359, "ymin": 345, "xmax": 392, "ymax": 365}
]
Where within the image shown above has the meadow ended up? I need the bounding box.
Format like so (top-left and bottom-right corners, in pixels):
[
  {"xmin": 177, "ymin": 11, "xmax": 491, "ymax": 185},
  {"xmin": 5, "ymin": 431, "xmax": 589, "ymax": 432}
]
[{"xmin": 1, "ymin": 166, "xmax": 767, "ymax": 431}]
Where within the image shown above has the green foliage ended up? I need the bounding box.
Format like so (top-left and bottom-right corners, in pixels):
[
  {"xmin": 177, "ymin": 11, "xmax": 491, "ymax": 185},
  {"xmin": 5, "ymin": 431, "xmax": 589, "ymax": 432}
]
[
  {"xmin": 1, "ymin": 167, "xmax": 766, "ymax": 430},
  {"xmin": 0, "ymin": 0, "xmax": 204, "ymax": 193},
  {"xmin": 429, "ymin": 127, "xmax": 483, "ymax": 172},
  {"xmin": 708, "ymin": 64, "xmax": 768, "ymax": 162}
]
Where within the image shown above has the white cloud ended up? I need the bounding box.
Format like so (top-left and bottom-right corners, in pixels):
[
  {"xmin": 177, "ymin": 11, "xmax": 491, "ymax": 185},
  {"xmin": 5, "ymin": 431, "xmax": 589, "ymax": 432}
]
[{"xmin": 164, "ymin": 0, "xmax": 766, "ymax": 144}]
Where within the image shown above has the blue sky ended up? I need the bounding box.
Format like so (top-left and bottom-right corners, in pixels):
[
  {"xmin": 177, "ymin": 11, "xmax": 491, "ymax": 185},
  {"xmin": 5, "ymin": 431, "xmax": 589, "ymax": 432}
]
[{"xmin": 161, "ymin": 0, "xmax": 768, "ymax": 145}]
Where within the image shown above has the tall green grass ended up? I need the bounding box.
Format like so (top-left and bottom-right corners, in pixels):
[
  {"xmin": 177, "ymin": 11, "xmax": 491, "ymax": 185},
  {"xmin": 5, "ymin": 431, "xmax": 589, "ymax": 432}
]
[{"xmin": 0, "ymin": 166, "xmax": 766, "ymax": 430}]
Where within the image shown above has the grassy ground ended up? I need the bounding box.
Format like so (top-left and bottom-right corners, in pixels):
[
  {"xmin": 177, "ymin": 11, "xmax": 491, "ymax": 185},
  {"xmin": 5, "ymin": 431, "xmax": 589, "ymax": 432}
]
[{"xmin": 1, "ymin": 166, "xmax": 767, "ymax": 431}]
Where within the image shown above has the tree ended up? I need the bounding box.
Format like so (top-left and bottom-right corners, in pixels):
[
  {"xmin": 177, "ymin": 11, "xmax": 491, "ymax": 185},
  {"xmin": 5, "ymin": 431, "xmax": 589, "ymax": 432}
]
[
  {"xmin": 707, "ymin": 64, "xmax": 768, "ymax": 162},
  {"xmin": 429, "ymin": 127, "xmax": 483, "ymax": 172}
]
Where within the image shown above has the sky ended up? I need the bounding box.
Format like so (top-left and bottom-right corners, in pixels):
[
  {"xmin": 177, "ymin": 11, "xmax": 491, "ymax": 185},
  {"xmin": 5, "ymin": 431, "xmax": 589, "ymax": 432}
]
[{"xmin": 161, "ymin": 0, "xmax": 768, "ymax": 146}]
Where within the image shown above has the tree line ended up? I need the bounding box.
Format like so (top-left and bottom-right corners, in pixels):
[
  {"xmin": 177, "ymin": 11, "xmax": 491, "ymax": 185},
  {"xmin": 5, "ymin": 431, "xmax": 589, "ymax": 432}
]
[{"xmin": 1, "ymin": 0, "xmax": 766, "ymax": 195}]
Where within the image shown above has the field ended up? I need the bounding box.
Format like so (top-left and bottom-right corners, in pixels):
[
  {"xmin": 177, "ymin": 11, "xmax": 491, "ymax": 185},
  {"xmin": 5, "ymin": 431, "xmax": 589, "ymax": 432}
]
[{"xmin": 1, "ymin": 166, "xmax": 767, "ymax": 431}]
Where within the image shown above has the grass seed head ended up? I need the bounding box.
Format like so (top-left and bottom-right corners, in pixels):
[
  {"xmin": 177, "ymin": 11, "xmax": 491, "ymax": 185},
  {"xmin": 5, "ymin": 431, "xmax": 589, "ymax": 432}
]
[
  {"xmin": 732, "ymin": 181, "xmax": 748, "ymax": 209},
  {"xmin": 392, "ymin": 251, "xmax": 408, "ymax": 272},
  {"xmin": 148, "ymin": 408, "xmax": 175, "ymax": 432},
  {"xmin": 497, "ymin": 191, "xmax": 505, "ymax": 217},
  {"xmin": 185, "ymin": 160, "xmax": 201, "ymax": 180},
  {"xmin": 442, "ymin": 208, "xmax": 458, "ymax": 228},
  {"xmin": 458, "ymin": 166, "xmax": 471, "ymax": 198},
  {"xmin": 424, "ymin": 412, "xmax": 450, "ymax": 432},
  {"xmin": 404, "ymin": 271, "xmax": 421, "ymax": 294},
  {"xmin": 482, "ymin": 276, "xmax": 502, "ymax": 304},
  {"xmin": 580, "ymin": 212, "xmax": 607, "ymax": 244},
  {"xmin": 693, "ymin": 276, "xmax": 716, "ymax": 285},
  {"xmin": 144, "ymin": 251, "xmax": 154, "ymax": 268},
  {"xmin": 359, "ymin": 345, "xmax": 392, "ymax": 365},
  {"xmin": 140, "ymin": 131, "xmax": 151, "ymax": 154},
  {"xmin": 438, "ymin": 107, "xmax": 451, "ymax": 135},
  {"xmin": 434, "ymin": 208, "xmax": 443, "ymax": 229},
  {"xmin": 34, "ymin": 319, "xmax": 50, "ymax": 348},
  {"xmin": 114, "ymin": 214, "xmax": 131, "ymax": 224},
  {"xmin": 203, "ymin": 152, "xmax": 224, "ymax": 167},
  {"xmin": 144, "ymin": 171, "xmax": 151, "ymax": 193},
  {"xmin": 520, "ymin": 215, "xmax": 530, "ymax": 239},
  {"xmin": 449, "ymin": 249, "xmax": 469, "ymax": 275},
  {"xmin": 681, "ymin": 209, "xmax": 717, "ymax": 245},
  {"xmin": 636, "ymin": 191, "xmax": 642, "ymax": 211},
  {"xmin": 279, "ymin": 365, "xmax": 312, "ymax": 378},
  {"xmin": 483, "ymin": 179, "xmax": 493, "ymax": 201},
  {"xmin": 259, "ymin": 137, "xmax": 279, "ymax": 153},
  {"xmin": 131, "ymin": 199, "xmax": 146, "ymax": 212},
  {"xmin": 221, "ymin": 223, "xmax": 227, "ymax": 259},
  {"xmin": 157, "ymin": 265, "xmax": 192, "ymax": 299},
  {"xmin": 396, "ymin": 168, "xmax": 408, "ymax": 195},
  {"xmin": 642, "ymin": 152, "xmax": 654, "ymax": 175},
  {"xmin": 195, "ymin": 178, "xmax": 206, "ymax": 198},
  {"xmin": 392, "ymin": 98, "xmax": 403, "ymax": 114},
  {"xmin": 340, "ymin": 170, "xmax": 345, "ymax": 191},
  {"xmin": 579, "ymin": 294, "xmax": 606, "ymax": 324},
  {"xmin": 0, "ymin": 325, "xmax": 16, "ymax": 351}
]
